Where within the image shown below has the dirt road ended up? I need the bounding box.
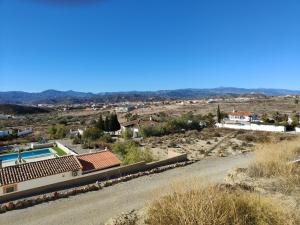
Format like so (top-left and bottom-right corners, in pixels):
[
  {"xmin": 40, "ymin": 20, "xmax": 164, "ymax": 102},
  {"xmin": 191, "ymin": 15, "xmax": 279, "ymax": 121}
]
[{"xmin": 0, "ymin": 153, "xmax": 253, "ymax": 225}]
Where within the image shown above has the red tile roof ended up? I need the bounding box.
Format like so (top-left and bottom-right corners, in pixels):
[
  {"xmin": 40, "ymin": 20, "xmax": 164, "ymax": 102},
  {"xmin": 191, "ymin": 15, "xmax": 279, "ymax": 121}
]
[
  {"xmin": 0, "ymin": 156, "xmax": 82, "ymax": 186},
  {"xmin": 76, "ymin": 151, "xmax": 121, "ymax": 172},
  {"xmin": 228, "ymin": 111, "xmax": 254, "ymax": 117}
]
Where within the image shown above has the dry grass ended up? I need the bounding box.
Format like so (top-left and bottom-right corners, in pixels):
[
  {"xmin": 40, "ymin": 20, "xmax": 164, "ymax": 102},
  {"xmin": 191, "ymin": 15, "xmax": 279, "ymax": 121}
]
[
  {"xmin": 145, "ymin": 183, "xmax": 298, "ymax": 225},
  {"xmin": 247, "ymin": 139, "xmax": 300, "ymax": 192}
]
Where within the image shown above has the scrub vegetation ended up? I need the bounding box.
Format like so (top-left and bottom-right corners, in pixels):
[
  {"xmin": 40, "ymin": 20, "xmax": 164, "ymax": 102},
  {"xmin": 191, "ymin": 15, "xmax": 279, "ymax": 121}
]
[
  {"xmin": 112, "ymin": 141, "xmax": 154, "ymax": 165},
  {"xmin": 247, "ymin": 139, "xmax": 300, "ymax": 192},
  {"xmin": 145, "ymin": 184, "xmax": 299, "ymax": 225}
]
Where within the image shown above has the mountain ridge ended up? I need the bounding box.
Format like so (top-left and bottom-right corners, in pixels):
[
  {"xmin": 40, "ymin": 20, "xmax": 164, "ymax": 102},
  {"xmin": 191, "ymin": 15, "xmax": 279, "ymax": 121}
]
[{"xmin": 0, "ymin": 87, "xmax": 299, "ymax": 104}]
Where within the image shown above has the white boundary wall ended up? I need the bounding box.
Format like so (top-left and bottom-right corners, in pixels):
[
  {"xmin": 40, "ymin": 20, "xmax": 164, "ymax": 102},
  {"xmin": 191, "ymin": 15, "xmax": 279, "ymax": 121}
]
[
  {"xmin": 55, "ymin": 141, "xmax": 77, "ymax": 155},
  {"xmin": 296, "ymin": 127, "xmax": 300, "ymax": 133},
  {"xmin": 216, "ymin": 123, "xmax": 286, "ymax": 132},
  {"xmin": 17, "ymin": 128, "xmax": 33, "ymax": 137}
]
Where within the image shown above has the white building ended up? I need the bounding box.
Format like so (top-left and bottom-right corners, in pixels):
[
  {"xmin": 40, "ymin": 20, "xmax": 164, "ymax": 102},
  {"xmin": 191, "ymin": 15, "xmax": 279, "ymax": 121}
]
[
  {"xmin": 0, "ymin": 130, "xmax": 12, "ymax": 138},
  {"xmin": 0, "ymin": 156, "xmax": 83, "ymax": 196},
  {"xmin": 227, "ymin": 110, "xmax": 258, "ymax": 122},
  {"xmin": 17, "ymin": 128, "xmax": 33, "ymax": 137}
]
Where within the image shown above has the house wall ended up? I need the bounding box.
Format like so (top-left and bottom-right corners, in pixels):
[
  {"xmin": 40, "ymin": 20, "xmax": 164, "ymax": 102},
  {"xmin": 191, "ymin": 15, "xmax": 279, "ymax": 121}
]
[
  {"xmin": 0, "ymin": 170, "xmax": 82, "ymax": 196},
  {"xmin": 228, "ymin": 115, "xmax": 251, "ymax": 122},
  {"xmin": 216, "ymin": 123, "xmax": 286, "ymax": 132}
]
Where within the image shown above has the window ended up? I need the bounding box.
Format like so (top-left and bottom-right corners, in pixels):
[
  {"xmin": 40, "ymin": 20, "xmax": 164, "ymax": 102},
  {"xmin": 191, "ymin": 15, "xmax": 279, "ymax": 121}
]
[{"xmin": 3, "ymin": 184, "xmax": 17, "ymax": 194}]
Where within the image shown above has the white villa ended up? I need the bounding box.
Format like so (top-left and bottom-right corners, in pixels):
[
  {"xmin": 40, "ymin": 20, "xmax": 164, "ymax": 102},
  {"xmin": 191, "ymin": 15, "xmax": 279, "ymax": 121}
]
[{"xmin": 227, "ymin": 110, "xmax": 258, "ymax": 122}]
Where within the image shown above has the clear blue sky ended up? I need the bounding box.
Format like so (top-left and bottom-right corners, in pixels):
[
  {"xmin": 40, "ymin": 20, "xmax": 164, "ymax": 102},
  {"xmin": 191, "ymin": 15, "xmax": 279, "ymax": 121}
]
[{"xmin": 1, "ymin": 0, "xmax": 299, "ymax": 92}]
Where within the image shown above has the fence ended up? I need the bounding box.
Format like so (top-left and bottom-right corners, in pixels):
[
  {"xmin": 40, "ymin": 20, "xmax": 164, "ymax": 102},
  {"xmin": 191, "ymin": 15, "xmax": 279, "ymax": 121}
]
[
  {"xmin": 30, "ymin": 142, "xmax": 54, "ymax": 149},
  {"xmin": 55, "ymin": 141, "xmax": 77, "ymax": 155},
  {"xmin": 216, "ymin": 123, "xmax": 286, "ymax": 132},
  {"xmin": 0, "ymin": 152, "xmax": 187, "ymax": 203}
]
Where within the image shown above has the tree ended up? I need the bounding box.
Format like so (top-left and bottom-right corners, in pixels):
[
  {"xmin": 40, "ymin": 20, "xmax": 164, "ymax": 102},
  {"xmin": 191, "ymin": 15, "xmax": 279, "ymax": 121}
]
[
  {"xmin": 273, "ymin": 112, "xmax": 281, "ymax": 124},
  {"xmin": 96, "ymin": 114, "xmax": 104, "ymax": 131},
  {"xmin": 261, "ymin": 113, "xmax": 270, "ymax": 123},
  {"xmin": 125, "ymin": 113, "xmax": 132, "ymax": 122},
  {"xmin": 104, "ymin": 116, "xmax": 110, "ymax": 131},
  {"xmin": 291, "ymin": 115, "xmax": 300, "ymax": 127},
  {"xmin": 217, "ymin": 105, "xmax": 221, "ymax": 123},
  {"xmin": 108, "ymin": 113, "xmax": 121, "ymax": 132},
  {"xmin": 83, "ymin": 127, "xmax": 102, "ymax": 141},
  {"xmin": 47, "ymin": 124, "xmax": 67, "ymax": 139}
]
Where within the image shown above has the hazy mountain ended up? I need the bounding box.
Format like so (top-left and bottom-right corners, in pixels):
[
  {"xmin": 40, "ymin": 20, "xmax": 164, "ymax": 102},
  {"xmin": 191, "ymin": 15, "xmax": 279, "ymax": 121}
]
[
  {"xmin": 0, "ymin": 104, "xmax": 51, "ymax": 115},
  {"xmin": 0, "ymin": 87, "xmax": 299, "ymax": 104}
]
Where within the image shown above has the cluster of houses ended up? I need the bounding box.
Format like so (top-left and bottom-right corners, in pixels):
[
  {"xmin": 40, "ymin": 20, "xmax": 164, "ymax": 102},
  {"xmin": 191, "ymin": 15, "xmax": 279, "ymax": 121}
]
[
  {"xmin": 218, "ymin": 109, "xmax": 300, "ymax": 133},
  {"xmin": 0, "ymin": 128, "xmax": 33, "ymax": 138}
]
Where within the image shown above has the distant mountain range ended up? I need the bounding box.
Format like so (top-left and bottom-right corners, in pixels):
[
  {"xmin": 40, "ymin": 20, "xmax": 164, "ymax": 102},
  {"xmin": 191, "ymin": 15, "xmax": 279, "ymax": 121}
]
[{"xmin": 0, "ymin": 87, "xmax": 300, "ymax": 104}]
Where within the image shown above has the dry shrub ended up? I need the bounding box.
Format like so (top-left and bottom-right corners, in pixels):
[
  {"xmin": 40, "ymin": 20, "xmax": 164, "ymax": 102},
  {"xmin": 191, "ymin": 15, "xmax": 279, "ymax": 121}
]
[
  {"xmin": 248, "ymin": 139, "xmax": 300, "ymax": 192},
  {"xmin": 145, "ymin": 184, "xmax": 297, "ymax": 225},
  {"xmin": 236, "ymin": 132, "xmax": 271, "ymax": 143}
]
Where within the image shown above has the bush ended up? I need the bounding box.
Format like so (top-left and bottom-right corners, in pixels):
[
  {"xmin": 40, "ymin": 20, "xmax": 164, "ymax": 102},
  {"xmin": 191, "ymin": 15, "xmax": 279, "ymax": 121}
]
[
  {"xmin": 83, "ymin": 127, "xmax": 103, "ymax": 141},
  {"xmin": 122, "ymin": 129, "xmax": 133, "ymax": 140},
  {"xmin": 47, "ymin": 124, "xmax": 67, "ymax": 139},
  {"xmin": 112, "ymin": 141, "xmax": 153, "ymax": 165},
  {"xmin": 146, "ymin": 184, "xmax": 298, "ymax": 225},
  {"xmin": 248, "ymin": 139, "xmax": 300, "ymax": 192},
  {"xmin": 123, "ymin": 148, "xmax": 153, "ymax": 165}
]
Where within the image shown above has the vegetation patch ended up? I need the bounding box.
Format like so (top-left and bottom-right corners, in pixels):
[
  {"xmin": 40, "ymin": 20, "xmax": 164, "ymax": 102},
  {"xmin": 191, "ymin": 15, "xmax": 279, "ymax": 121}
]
[
  {"xmin": 52, "ymin": 146, "xmax": 67, "ymax": 156},
  {"xmin": 145, "ymin": 184, "xmax": 298, "ymax": 225},
  {"xmin": 112, "ymin": 141, "xmax": 154, "ymax": 165},
  {"xmin": 247, "ymin": 139, "xmax": 300, "ymax": 192}
]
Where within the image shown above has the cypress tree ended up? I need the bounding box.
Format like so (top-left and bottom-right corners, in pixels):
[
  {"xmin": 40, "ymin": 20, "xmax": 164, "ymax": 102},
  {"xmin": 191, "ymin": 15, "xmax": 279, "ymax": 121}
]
[
  {"xmin": 96, "ymin": 114, "xmax": 104, "ymax": 131},
  {"xmin": 104, "ymin": 116, "xmax": 110, "ymax": 132},
  {"xmin": 217, "ymin": 105, "xmax": 221, "ymax": 123},
  {"xmin": 113, "ymin": 113, "xmax": 121, "ymax": 131}
]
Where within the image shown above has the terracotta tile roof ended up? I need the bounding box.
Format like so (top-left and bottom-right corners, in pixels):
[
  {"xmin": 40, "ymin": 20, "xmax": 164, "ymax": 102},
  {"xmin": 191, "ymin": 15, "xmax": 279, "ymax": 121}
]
[
  {"xmin": 76, "ymin": 151, "xmax": 121, "ymax": 172},
  {"xmin": 0, "ymin": 156, "xmax": 82, "ymax": 186},
  {"xmin": 228, "ymin": 111, "xmax": 254, "ymax": 117}
]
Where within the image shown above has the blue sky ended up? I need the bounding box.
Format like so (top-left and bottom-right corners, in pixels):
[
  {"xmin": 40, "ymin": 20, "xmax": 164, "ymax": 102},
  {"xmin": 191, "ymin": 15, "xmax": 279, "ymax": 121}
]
[{"xmin": 1, "ymin": 0, "xmax": 300, "ymax": 92}]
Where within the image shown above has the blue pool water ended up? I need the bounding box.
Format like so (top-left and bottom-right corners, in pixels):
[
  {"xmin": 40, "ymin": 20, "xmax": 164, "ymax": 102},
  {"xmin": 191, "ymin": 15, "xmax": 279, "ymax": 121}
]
[{"xmin": 0, "ymin": 149, "xmax": 53, "ymax": 161}]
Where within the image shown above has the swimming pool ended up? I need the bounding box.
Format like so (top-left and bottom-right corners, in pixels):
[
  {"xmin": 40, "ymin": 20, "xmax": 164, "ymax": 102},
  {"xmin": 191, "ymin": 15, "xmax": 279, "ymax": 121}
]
[{"xmin": 0, "ymin": 149, "xmax": 54, "ymax": 162}]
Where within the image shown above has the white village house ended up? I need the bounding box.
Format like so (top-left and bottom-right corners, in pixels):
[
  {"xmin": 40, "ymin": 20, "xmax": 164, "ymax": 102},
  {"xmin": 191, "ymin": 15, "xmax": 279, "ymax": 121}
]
[{"xmin": 227, "ymin": 110, "xmax": 258, "ymax": 122}]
